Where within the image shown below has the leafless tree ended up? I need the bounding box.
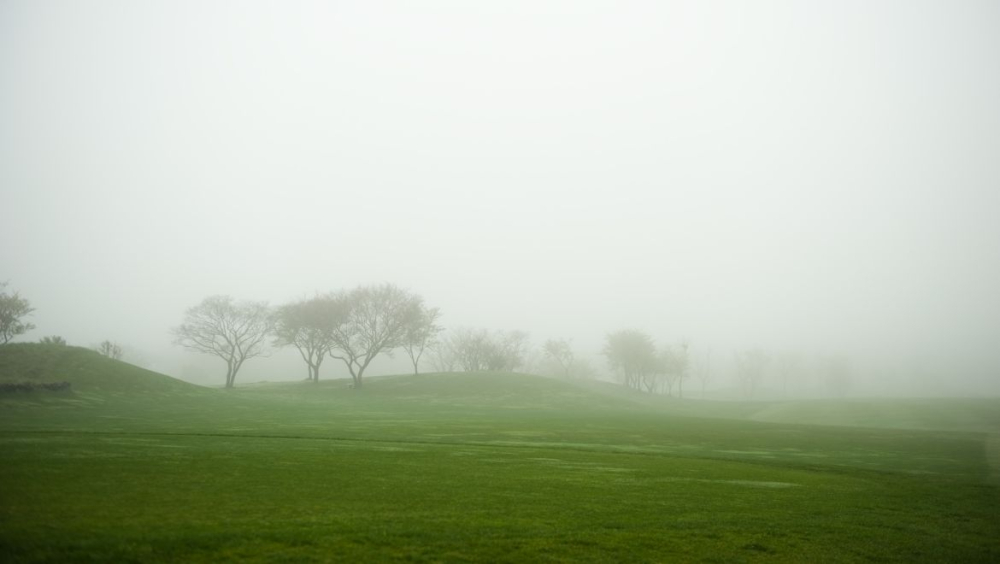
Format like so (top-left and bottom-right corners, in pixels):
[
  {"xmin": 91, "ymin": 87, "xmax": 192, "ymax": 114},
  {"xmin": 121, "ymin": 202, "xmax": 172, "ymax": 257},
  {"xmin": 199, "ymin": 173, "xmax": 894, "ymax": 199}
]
[
  {"xmin": 327, "ymin": 284, "xmax": 422, "ymax": 389},
  {"xmin": 451, "ymin": 328, "xmax": 493, "ymax": 371},
  {"xmin": 0, "ymin": 281, "xmax": 35, "ymax": 344},
  {"xmin": 543, "ymin": 339, "xmax": 574, "ymax": 378},
  {"xmin": 427, "ymin": 335, "xmax": 459, "ymax": 372},
  {"xmin": 273, "ymin": 295, "xmax": 343, "ymax": 382},
  {"xmin": 96, "ymin": 340, "xmax": 123, "ymax": 360},
  {"xmin": 486, "ymin": 330, "xmax": 529, "ymax": 372},
  {"xmin": 402, "ymin": 305, "xmax": 443, "ymax": 375},
  {"xmin": 173, "ymin": 295, "xmax": 272, "ymax": 388}
]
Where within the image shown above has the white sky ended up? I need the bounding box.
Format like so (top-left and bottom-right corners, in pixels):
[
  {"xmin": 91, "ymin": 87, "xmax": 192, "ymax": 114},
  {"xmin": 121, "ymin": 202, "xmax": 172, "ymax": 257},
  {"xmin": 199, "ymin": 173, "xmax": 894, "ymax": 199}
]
[{"xmin": 2, "ymin": 1, "xmax": 999, "ymax": 390}]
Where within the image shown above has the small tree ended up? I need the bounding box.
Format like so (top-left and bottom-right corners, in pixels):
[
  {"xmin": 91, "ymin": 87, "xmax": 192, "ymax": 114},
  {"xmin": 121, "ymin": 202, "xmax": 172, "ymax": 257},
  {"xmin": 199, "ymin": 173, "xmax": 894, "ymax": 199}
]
[
  {"xmin": 604, "ymin": 330, "xmax": 657, "ymax": 392},
  {"xmin": 40, "ymin": 336, "xmax": 67, "ymax": 346},
  {"xmin": 402, "ymin": 304, "xmax": 442, "ymax": 375},
  {"xmin": 543, "ymin": 339, "xmax": 574, "ymax": 378},
  {"xmin": 273, "ymin": 296, "xmax": 342, "ymax": 382},
  {"xmin": 96, "ymin": 340, "xmax": 123, "ymax": 360},
  {"xmin": 486, "ymin": 330, "xmax": 530, "ymax": 372},
  {"xmin": 451, "ymin": 328, "xmax": 493, "ymax": 371},
  {"xmin": 173, "ymin": 295, "xmax": 272, "ymax": 388},
  {"xmin": 427, "ymin": 335, "xmax": 459, "ymax": 372},
  {"xmin": 0, "ymin": 282, "xmax": 35, "ymax": 344}
]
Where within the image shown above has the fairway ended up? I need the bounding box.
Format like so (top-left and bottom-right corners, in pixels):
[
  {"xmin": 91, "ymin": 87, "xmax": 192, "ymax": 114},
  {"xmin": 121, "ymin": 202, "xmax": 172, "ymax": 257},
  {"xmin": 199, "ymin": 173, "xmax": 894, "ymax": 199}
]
[{"xmin": 1, "ymin": 347, "xmax": 998, "ymax": 562}]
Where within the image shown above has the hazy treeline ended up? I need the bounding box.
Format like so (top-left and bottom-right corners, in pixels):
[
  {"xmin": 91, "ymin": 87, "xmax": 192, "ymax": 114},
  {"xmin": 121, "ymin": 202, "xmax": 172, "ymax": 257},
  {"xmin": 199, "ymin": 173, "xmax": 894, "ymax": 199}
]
[{"xmin": 0, "ymin": 279, "xmax": 874, "ymax": 399}]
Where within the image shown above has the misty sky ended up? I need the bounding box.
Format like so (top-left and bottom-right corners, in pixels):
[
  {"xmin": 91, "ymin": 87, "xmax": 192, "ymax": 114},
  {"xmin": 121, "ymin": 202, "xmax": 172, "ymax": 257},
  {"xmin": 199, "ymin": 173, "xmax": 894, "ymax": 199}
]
[{"xmin": 2, "ymin": 1, "xmax": 999, "ymax": 389}]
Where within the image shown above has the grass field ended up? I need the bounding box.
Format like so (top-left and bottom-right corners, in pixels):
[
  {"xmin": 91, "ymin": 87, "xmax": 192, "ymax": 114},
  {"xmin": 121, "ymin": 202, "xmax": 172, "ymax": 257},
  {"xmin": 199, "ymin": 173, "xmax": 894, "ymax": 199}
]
[{"xmin": 1, "ymin": 344, "xmax": 998, "ymax": 562}]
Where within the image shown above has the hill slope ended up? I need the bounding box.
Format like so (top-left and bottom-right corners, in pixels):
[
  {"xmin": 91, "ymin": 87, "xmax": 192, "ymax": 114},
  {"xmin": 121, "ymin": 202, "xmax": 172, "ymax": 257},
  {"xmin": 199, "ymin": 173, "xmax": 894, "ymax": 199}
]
[{"xmin": 0, "ymin": 343, "xmax": 204, "ymax": 395}]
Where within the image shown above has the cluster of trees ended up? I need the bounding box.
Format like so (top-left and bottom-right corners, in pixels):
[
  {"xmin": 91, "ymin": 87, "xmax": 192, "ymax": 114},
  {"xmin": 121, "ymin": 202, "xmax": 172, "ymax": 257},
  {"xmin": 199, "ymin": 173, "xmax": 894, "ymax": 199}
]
[
  {"xmin": 173, "ymin": 284, "xmax": 441, "ymax": 388},
  {"xmin": 428, "ymin": 328, "xmax": 530, "ymax": 372},
  {"xmin": 602, "ymin": 329, "xmax": 855, "ymax": 398},
  {"xmin": 603, "ymin": 330, "xmax": 690, "ymax": 396},
  {"xmin": 95, "ymin": 340, "xmax": 124, "ymax": 360}
]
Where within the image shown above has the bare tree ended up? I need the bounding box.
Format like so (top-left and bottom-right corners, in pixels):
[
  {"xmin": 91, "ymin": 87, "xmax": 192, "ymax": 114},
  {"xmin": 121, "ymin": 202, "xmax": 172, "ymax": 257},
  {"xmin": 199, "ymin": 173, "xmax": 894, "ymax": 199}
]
[
  {"xmin": 173, "ymin": 295, "xmax": 272, "ymax": 388},
  {"xmin": 486, "ymin": 330, "xmax": 529, "ymax": 372},
  {"xmin": 543, "ymin": 339, "xmax": 574, "ymax": 378},
  {"xmin": 273, "ymin": 296, "xmax": 343, "ymax": 382},
  {"xmin": 96, "ymin": 340, "xmax": 123, "ymax": 360},
  {"xmin": 427, "ymin": 335, "xmax": 459, "ymax": 372},
  {"xmin": 0, "ymin": 282, "xmax": 35, "ymax": 344},
  {"xmin": 402, "ymin": 305, "xmax": 443, "ymax": 375},
  {"xmin": 448, "ymin": 328, "xmax": 529, "ymax": 372},
  {"xmin": 451, "ymin": 328, "xmax": 493, "ymax": 371},
  {"xmin": 327, "ymin": 284, "xmax": 422, "ymax": 389},
  {"xmin": 604, "ymin": 330, "xmax": 657, "ymax": 392}
]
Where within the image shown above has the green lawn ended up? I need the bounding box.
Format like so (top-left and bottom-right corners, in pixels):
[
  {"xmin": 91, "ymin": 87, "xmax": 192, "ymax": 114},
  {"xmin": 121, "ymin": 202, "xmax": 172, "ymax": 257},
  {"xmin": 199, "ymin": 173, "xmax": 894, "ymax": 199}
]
[{"xmin": 1, "ymin": 345, "xmax": 997, "ymax": 562}]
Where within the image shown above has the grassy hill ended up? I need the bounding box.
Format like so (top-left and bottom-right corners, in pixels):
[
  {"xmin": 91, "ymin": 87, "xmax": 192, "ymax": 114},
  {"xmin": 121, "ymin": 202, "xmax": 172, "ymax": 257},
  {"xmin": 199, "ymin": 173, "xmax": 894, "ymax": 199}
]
[
  {"xmin": 0, "ymin": 343, "xmax": 204, "ymax": 395},
  {"xmin": 0, "ymin": 348, "xmax": 997, "ymax": 562}
]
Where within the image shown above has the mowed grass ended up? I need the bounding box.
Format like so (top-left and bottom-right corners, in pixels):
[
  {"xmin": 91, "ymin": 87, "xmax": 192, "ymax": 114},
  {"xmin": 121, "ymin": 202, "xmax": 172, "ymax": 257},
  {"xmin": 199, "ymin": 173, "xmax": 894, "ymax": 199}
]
[{"xmin": 1, "ymin": 345, "xmax": 998, "ymax": 562}]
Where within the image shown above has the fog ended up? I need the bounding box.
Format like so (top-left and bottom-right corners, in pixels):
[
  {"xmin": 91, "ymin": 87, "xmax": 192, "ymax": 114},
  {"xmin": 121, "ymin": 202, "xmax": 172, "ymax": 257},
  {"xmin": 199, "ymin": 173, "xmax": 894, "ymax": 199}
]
[{"xmin": 2, "ymin": 1, "xmax": 998, "ymax": 395}]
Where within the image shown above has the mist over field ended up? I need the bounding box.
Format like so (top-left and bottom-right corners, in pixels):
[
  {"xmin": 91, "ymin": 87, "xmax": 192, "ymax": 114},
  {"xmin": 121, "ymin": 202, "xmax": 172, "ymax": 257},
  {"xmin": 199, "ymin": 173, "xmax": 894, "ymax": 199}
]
[{"xmin": 2, "ymin": 1, "xmax": 999, "ymax": 395}]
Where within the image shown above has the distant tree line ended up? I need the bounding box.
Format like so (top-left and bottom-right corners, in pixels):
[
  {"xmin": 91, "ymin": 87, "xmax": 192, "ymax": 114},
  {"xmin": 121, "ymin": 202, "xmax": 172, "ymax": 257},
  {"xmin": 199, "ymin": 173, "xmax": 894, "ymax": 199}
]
[{"xmin": 4, "ymin": 278, "xmax": 855, "ymax": 397}]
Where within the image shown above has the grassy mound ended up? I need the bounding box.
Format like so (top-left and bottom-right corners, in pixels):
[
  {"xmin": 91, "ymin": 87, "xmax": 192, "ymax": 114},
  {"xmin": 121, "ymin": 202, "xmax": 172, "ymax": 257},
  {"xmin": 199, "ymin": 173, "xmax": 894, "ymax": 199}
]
[
  {"xmin": 238, "ymin": 371, "xmax": 642, "ymax": 412},
  {"xmin": 0, "ymin": 343, "xmax": 204, "ymax": 396}
]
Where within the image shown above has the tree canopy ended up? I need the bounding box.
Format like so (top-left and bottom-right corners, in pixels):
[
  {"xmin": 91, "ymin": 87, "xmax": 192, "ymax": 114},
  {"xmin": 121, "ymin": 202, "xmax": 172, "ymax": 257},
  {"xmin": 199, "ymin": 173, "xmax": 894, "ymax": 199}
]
[
  {"xmin": 0, "ymin": 282, "xmax": 35, "ymax": 345},
  {"xmin": 173, "ymin": 295, "xmax": 272, "ymax": 388},
  {"xmin": 327, "ymin": 284, "xmax": 423, "ymax": 388}
]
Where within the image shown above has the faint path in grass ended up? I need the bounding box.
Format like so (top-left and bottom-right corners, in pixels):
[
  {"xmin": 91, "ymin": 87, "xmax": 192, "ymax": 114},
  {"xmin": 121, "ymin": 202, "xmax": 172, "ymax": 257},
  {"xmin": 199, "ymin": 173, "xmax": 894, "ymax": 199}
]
[{"xmin": 987, "ymin": 434, "xmax": 1000, "ymax": 485}]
